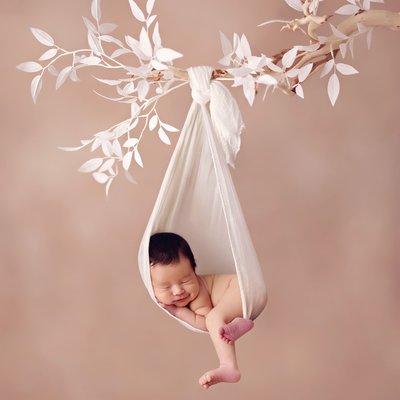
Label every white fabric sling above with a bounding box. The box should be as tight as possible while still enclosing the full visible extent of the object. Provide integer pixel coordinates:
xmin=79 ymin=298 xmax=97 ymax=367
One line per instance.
xmin=138 ymin=66 xmax=267 ymax=333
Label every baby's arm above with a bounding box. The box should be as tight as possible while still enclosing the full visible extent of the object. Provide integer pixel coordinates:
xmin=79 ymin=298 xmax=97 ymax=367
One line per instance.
xmin=160 ymin=303 xmax=207 ymax=331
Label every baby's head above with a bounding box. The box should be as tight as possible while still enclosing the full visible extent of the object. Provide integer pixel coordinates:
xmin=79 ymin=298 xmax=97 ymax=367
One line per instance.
xmin=149 ymin=232 xmax=199 ymax=307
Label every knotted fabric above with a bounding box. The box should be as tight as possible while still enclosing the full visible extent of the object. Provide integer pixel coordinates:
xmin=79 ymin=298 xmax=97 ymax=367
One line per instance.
xmin=188 ymin=66 xmax=244 ymax=167
xmin=138 ymin=66 xmax=267 ymax=333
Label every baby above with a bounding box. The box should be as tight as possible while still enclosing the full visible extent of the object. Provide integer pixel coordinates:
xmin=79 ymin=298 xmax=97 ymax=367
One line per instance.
xmin=149 ymin=232 xmax=259 ymax=389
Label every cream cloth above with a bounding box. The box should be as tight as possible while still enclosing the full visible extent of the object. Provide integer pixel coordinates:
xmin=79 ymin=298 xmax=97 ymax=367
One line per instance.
xmin=138 ymin=66 xmax=267 ymax=333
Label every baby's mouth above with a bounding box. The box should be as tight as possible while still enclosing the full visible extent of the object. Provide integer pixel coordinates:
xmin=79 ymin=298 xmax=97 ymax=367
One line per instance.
xmin=175 ymin=294 xmax=189 ymax=302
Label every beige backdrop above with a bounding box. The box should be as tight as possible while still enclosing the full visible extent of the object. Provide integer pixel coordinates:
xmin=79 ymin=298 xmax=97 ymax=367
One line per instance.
xmin=1 ymin=1 xmax=399 ymax=399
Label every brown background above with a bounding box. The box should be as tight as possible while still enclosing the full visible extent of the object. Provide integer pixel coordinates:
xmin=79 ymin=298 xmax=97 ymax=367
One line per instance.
xmin=1 ymin=1 xmax=399 ymax=399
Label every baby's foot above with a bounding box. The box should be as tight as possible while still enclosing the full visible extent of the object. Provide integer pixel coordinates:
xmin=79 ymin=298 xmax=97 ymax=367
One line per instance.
xmin=219 ymin=318 xmax=254 ymax=344
xmin=199 ymin=365 xmax=241 ymax=389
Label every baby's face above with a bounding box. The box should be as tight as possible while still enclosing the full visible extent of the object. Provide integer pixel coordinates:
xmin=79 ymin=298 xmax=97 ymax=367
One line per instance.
xmin=150 ymin=255 xmax=200 ymax=307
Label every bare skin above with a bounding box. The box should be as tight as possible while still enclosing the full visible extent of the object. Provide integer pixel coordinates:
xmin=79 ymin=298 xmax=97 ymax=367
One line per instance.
xmin=150 ymin=255 xmax=254 ymax=389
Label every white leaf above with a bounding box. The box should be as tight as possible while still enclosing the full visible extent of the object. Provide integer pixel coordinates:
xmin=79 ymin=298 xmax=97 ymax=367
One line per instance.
xmin=101 ymin=141 xmax=113 ymax=157
xmin=94 ymin=77 xmax=122 ymax=86
xmin=158 ymin=127 xmax=171 ymax=145
xmin=298 ymin=63 xmax=313 ymax=82
xmin=257 ymin=74 xmax=277 ymax=85
xmin=295 ymin=84 xmax=304 ymax=98
xmin=48 ymin=65 xmax=58 ymax=76
xmin=339 ymin=42 xmax=348 ymax=59
xmin=146 ymin=0 xmax=156 ymax=14
xmin=242 ymin=77 xmax=255 ymax=106
xmin=137 ymin=79 xmax=149 ymax=101
xmin=92 ymin=172 xmax=109 ymax=184
xmin=88 ymin=31 xmax=102 ymax=53
xmin=112 ymin=140 xmax=123 ymax=158
xmin=30 ymin=27 xmax=55 ymax=46
xmin=82 ymin=16 xmax=97 ymax=33
xmin=320 ymin=59 xmax=334 ymax=78
xmin=56 ymin=66 xmax=72 ymax=90
xmin=336 ymin=63 xmax=359 ymax=75
xmin=131 ymin=103 xmax=140 ymax=118
xmin=330 ymin=24 xmax=349 ymax=40
xmin=139 ymin=27 xmax=153 ymax=58
xmin=134 ymin=148 xmax=143 ymax=168
xmin=218 ymin=55 xmax=232 ymax=67
xmin=156 ymin=48 xmax=183 ymax=62
xmin=227 ymin=67 xmax=252 ymax=77
xmin=146 ymin=15 xmax=157 ymax=28
xmin=151 ymin=59 xmax=168 ymax=70
xmin=219 ymin=31 xmax=232 ymax=57
xmin=284 ymin=0 xmax=303 ymax=12
xmin=282 ymin=47 xmax=298 ymax=69
xmin=335 ymin=5 xmax=360 ymax=15
xmin=80 ymin=56 xmax=102 ymax=65
xmin=99 ymin=158 xmax=115 ymax=172
xmin=17 ymin=61 xmax=42 ymax=73
xmin=366 ymin=28 xmax=373 ymax=50
xmin=99 ymin=23 xmax=117 ymax=34
xmin=126 ymin=35 xmax=147 ymax=60
xmin=160 ymin=122 xmax=179 ymax=132
xmin=129 ymin=0 xmax=146 ymax=22
xmin=123 ymin=138 xmax=139 ymax=148
xmin=240 ymin=34 xmax=252 ymax=59
xmin=99 ymin=35 xmax=123 ymax=47
xmin=362 ymin=0 xmax=370 ymax=10
xmin=286 ymin=68 xmax=299 ymax=78
xmin=78 ymin=158 xmax=103 ymax=173
xmin=328 ymin=73 xmax=340 ymax=106
xmin=111 ymin=48 xmax=130 ymax=58
xmin=152 ymin=22 xmax=162 ymax=48
xmin=39 ymin=48 xmax=58 ymax=61
xmin=123 ymin=151 xmax=133 ymax=171
xmin=149 ymin=115 xmax=158 ymax=131
xmin=31 ymin=75 xmax=42 ymax=103
xmin=91 ymin=0 xmax=101 ymax=21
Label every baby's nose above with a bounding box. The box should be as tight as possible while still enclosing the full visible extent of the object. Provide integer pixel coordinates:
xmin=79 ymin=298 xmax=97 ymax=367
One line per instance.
xmin=172 ymin=285 xmax=184 ymax=295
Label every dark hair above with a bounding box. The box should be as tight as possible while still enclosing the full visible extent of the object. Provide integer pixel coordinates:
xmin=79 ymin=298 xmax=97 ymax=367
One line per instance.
xmin=149 ymin=232 xmax=196 ymax=269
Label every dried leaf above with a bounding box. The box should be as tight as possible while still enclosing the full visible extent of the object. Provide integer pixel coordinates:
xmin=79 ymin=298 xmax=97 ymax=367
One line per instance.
xmin=151 ymin=59 xmax=168 ymax=70
xmin=158 ymin=127 xmax=171 ymax=145
xmin=282 ymin=47 xmax=298 ymax=69
xmin=56 ymin=66 xmax=73 ymax=90
xmin=134 ymin=148 xmax=143 ymax=168
xmin=139 ymin=28 xmax=152 ymax=58
xmin=78 ymin=158 xmax=103 ymax=173
xmin=91 ymin=0 xmax=101 ymax=21
xmin=39 ymin=48 xmax=58 ymax=61
xmin=320 ymin=59 xmax=334 ymax=78
xmin=30 ymin=27 xmax=55 ymax=46
xmin=92 ymin=172 xmax=109 ymax=184
xmin=160 ymin=122 xmax=179 ymax=132
xmin=111 ymin=48 xmax=130 ymax=58
xmin=99 ymin=23 xmax=117 ymax=34
xmin=123 ymin=138 xmax=139 ymax=148
xmin=94 ymin=77 xmax=122 ymax=86
xmin=219 ymin=31 xmax=232 ymax=57
xmin=129 ymin=0 xmax=146 ymax=22
xmin=31 ymin=75 xmax=42 ymax=103
xmin=336 ymin=63 xmax=359 ymax=75
xmin=156 ymin=47 xmax=183 ymax=62
xmin=101 ymin=141 xmax=113 ymax=157
xmin=339 ymin=42 xmax=348 ymax=59
xmin=80 ymin=56 xmax=102 ymax=65
xmin=328 ymin=73 xmax=340 ymax=106
xmin=17 ymin=61 xmax=42 ymax=73
xmin=298 ymin=63 xmax=313 ymax=82
xmin=240 ymin=34 xmax=252 ymax=59
xmin=149 ymin=115 xmax=158 ymax=131
xmin=137 ymin=79 xmax=149 ymax=101
xmin=257 ymin=74 xmax=277 ymax=85
xmin=152 ymin=22 xmax=162 ymax=48
xmin=99 ymin=35 xmax=123 ymax=47
xmin=82 ymin=16 xmax=97 ymax=33
xmin=146 ymin=15 xmax=157 ymax=28
xmin=88 ymin=31 xmax=102 ymax=53
xmin=242 ymin=77 xmax=255 ymax=106
xmin=48 ymin=65 xmax=58 ymax=76
xmin=146 ymin=0 xmax=156 ymax=14
xmin=335 ymin=5 xmax=359 ymax=15
xmin=99 ymin=158 xmax=115 ymax=172
xmin=284 ymin=0 xmax=303 ymax=12
xmin=112 ymin=139 xmax=123 ymax=158
xmin=295 ymin=84 xmax=304 ymax=98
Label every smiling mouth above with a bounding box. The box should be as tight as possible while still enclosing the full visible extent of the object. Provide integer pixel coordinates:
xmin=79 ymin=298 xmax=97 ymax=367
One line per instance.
xmin=175 ymin=294 xmax=189 ymax=302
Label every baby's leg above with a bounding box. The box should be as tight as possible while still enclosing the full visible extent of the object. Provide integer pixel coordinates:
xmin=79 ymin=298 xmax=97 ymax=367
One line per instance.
xmin=199 ymin=277 xmax=247 ymax=389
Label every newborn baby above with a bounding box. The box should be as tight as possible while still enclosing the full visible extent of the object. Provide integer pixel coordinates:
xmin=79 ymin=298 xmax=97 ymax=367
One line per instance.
xmin=149 ymin=232 xmax=258 ymax=389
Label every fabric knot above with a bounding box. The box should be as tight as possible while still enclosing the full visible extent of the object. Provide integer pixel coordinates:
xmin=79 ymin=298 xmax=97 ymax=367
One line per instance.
xmin=188 ymin=66 xmax=213 ymax=105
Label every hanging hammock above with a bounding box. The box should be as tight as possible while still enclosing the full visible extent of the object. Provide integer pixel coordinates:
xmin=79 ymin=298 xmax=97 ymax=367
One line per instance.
xmin=138 ymin=66 xmax=267 ymax=333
